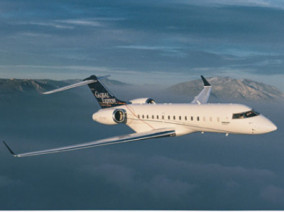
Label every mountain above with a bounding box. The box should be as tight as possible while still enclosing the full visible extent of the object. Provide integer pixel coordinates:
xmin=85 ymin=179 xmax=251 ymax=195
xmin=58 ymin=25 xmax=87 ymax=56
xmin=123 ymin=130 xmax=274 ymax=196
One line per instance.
xmin=168 ymin=77 xmax=284 ymax=102
xmin=0 ymin=78 xmax=128 ymax=96
xmin=0 ymin=79 xmax=67 ymax=96
xmin=1 ymin=77 xmax=283 ymax=103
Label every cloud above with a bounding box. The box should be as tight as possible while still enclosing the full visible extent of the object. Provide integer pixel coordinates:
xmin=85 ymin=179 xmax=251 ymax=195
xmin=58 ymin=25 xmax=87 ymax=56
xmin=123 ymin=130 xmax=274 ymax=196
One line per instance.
xmin=16 ymin=19 xmax=106 ymax=30
xmin=261 ymin=185 xmax=284 ymax=205
xmin=0 ymin=85 xmax=283 ymax=209
xmin=117 ymin=45 xmax=179 ymax=51
xmin=116 ymin=45 xmax=186 ymax=57
xmin=177 ymin=0 xmax=284 ymax=9
xmin=81 ymin=162 xmax=196 ymax=200
xmin=27 ymin=21 xmax=74 ymax=29
xmin=0 ymin=64 xmax=140 ymax=79
xmin=77 ymin=153 xmax=277 ymax=209
xmin=1 ymin=0 xmax=284 ymax=92
xmin=56 ymin=19 xmax=103 ymax=27
xmin=147 ymin=156 xmax=276 ymax=182
xmin=0 ymin=176 xmax=19 ymax=187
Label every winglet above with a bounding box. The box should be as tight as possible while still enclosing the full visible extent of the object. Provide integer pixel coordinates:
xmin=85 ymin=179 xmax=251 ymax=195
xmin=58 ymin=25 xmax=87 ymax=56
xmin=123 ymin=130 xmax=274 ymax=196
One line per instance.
xmin=201 ymin=75 xmax=211 ymax=86
xmin=3 ymin=141 xmax=17 ymax=157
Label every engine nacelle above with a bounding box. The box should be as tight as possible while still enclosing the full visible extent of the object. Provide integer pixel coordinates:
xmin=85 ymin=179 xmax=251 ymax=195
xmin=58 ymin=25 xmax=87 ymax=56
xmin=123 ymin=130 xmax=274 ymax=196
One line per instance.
xmin=112 ymin=109 xmax=127 ymax=123
xmin=129 ymin=98 xmax=156 ymax=104
xmin=92 ymin=108 xmax=127 ymax=125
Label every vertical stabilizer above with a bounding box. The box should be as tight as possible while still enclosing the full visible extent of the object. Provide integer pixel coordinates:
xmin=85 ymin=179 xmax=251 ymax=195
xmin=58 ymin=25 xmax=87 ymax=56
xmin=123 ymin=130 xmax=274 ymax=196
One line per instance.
xmin=84 ymin=75 xmax=127 ymax=108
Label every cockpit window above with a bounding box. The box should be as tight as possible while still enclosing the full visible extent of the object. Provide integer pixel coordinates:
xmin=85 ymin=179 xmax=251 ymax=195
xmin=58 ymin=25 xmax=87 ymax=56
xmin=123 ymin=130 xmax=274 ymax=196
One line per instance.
xmin=232 ymin=110 xmax=259 ymax=119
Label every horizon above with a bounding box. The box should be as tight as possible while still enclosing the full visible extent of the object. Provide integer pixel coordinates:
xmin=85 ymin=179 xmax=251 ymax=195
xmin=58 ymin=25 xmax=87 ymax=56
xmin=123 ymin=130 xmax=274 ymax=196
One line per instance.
xmin=0 ymin=75 xmax=283 ymax=92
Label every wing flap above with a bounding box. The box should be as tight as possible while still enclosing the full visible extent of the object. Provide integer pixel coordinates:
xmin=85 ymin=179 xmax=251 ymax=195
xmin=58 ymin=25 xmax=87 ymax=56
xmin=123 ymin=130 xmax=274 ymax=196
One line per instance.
xmin=3 ymin=129 xmax=175 ymax=158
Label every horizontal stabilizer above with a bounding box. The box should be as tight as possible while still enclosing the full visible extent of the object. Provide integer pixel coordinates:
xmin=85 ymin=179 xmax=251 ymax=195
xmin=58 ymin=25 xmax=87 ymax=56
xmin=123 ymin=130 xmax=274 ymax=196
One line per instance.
xmin=3 ymin=129 xmax=175 ymax=157
xmin=43 ymin=75 xmax=111 ymax=95
xmin=43 ymin=80 xmax=95 ymax=94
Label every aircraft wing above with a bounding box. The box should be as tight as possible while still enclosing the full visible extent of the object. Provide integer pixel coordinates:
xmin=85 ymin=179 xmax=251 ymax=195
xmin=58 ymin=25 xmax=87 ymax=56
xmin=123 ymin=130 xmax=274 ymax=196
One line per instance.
xmin=3 ymin=128 xmax=175 ymax=158
xmin=191 ymin=75 xmax=212 ymax=104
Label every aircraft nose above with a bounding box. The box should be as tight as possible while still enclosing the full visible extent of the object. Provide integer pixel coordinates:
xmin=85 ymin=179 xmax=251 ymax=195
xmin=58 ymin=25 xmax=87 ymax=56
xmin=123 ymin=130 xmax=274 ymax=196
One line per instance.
xmin=263 ymin=118 xmax=277 ymax=133
xmin=252 ymin=115 xmax=277 ymax=134
xmin=269 ymin=122 xmax=277 ymax=132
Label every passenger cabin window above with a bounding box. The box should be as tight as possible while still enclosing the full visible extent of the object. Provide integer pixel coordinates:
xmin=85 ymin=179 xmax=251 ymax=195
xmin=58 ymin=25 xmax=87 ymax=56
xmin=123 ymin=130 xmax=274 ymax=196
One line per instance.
xmin=142 ymin=115 xmax=144 ymax=119
xmin=157 ymin=115 xmax=159 ymax=119
xmin=162 ymin=115 xmax=164 ymax=120
xmin=232 ymin=110 xmax=259 ymax=119
xmin=185 ymin=116 xmax=187 ymax=121
xmin=179 ymin=116 xmax=181 ymax=120
xmin=138 ymin=115 xmax=140 ymax=119
xmin=173 ymin=116 xmax=176 ymax=120
xmin=191 ymin=116 xmax=193 ymax=121
xmin=168 ymin=115 xmax=170 ymax=120
xmin=197 ymin=116 xmax=200 ymax=121
xmin=147 ymin=115 xmax=149 ymax=119
xmin=152 ymin=115 xmax=154 ymax=119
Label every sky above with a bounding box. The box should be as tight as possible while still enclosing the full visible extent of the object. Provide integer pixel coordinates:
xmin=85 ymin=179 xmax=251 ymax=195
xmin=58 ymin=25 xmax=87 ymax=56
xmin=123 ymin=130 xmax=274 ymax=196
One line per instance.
xmin=0 ymin=2 xmax=284 ymax=209
xmin=0 ymin=0 xmax=284 ymax=90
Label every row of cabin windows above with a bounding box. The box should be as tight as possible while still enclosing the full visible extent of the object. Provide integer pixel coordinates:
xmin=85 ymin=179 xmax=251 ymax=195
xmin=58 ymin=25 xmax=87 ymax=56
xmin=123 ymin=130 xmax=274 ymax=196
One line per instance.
xmin=137 ymin=114 xmax=220 ymax=122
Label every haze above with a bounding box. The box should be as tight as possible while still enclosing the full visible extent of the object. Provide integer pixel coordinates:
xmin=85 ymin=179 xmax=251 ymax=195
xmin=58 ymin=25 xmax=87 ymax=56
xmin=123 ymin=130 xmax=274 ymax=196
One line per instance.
xmin=0 ymin=0 xmax=284 ymax=210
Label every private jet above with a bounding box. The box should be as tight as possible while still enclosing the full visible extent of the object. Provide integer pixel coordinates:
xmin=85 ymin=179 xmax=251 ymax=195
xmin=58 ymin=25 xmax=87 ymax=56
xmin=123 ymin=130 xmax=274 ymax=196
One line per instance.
xmin=3 ymin=75 xmax=277 ymax=157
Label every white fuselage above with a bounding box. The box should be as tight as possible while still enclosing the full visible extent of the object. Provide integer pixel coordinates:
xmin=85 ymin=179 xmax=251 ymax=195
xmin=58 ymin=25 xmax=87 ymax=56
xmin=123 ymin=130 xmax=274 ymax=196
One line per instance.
xmin=92 ymin=103 xmax=277 ymax=136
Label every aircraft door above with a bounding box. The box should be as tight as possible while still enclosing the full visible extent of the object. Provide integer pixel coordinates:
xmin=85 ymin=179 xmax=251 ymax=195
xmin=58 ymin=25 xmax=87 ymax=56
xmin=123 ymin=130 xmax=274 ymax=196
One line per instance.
xmin=221 ymin=113 xmax=231 ymax=125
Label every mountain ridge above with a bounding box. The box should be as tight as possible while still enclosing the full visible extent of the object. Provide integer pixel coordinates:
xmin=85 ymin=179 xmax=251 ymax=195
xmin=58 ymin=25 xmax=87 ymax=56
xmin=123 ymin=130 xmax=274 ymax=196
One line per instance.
xmin=0 ymin=77 xmax=283 ymax=102
xmin=0 ymin=78 xmax=129 ymax=96
xmin=169 ymin=77 xmax=284 ymax=102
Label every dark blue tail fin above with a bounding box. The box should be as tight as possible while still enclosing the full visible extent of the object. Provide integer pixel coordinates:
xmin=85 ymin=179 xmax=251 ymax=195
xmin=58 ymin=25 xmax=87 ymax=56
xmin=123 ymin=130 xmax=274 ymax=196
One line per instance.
xmin=84 ymin=75 xmax=127 ymax=108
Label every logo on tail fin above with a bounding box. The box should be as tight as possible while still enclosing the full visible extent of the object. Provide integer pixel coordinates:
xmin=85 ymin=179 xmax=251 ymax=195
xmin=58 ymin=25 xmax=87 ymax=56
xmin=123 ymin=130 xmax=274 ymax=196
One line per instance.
xmin=84 ymin=75 xmax=127 ymax=108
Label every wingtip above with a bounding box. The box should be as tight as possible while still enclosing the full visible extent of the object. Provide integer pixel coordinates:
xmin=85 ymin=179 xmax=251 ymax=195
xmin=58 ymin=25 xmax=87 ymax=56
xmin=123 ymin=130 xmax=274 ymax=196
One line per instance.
xmin=3 ymin=141 xmax=17 ymax=157
xmin=201 ymin=75 xmax=211 ymax=86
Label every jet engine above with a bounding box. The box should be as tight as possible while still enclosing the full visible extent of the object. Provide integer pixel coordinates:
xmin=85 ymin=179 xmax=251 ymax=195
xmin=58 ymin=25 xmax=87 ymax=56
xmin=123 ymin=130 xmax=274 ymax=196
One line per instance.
xmin=112 ymin=109 xmax=127 ymax=123
xmin=129 ymin=98 xmax=156 ymax=104
xmin=92 ymin=108 xmax=127 ymax=125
